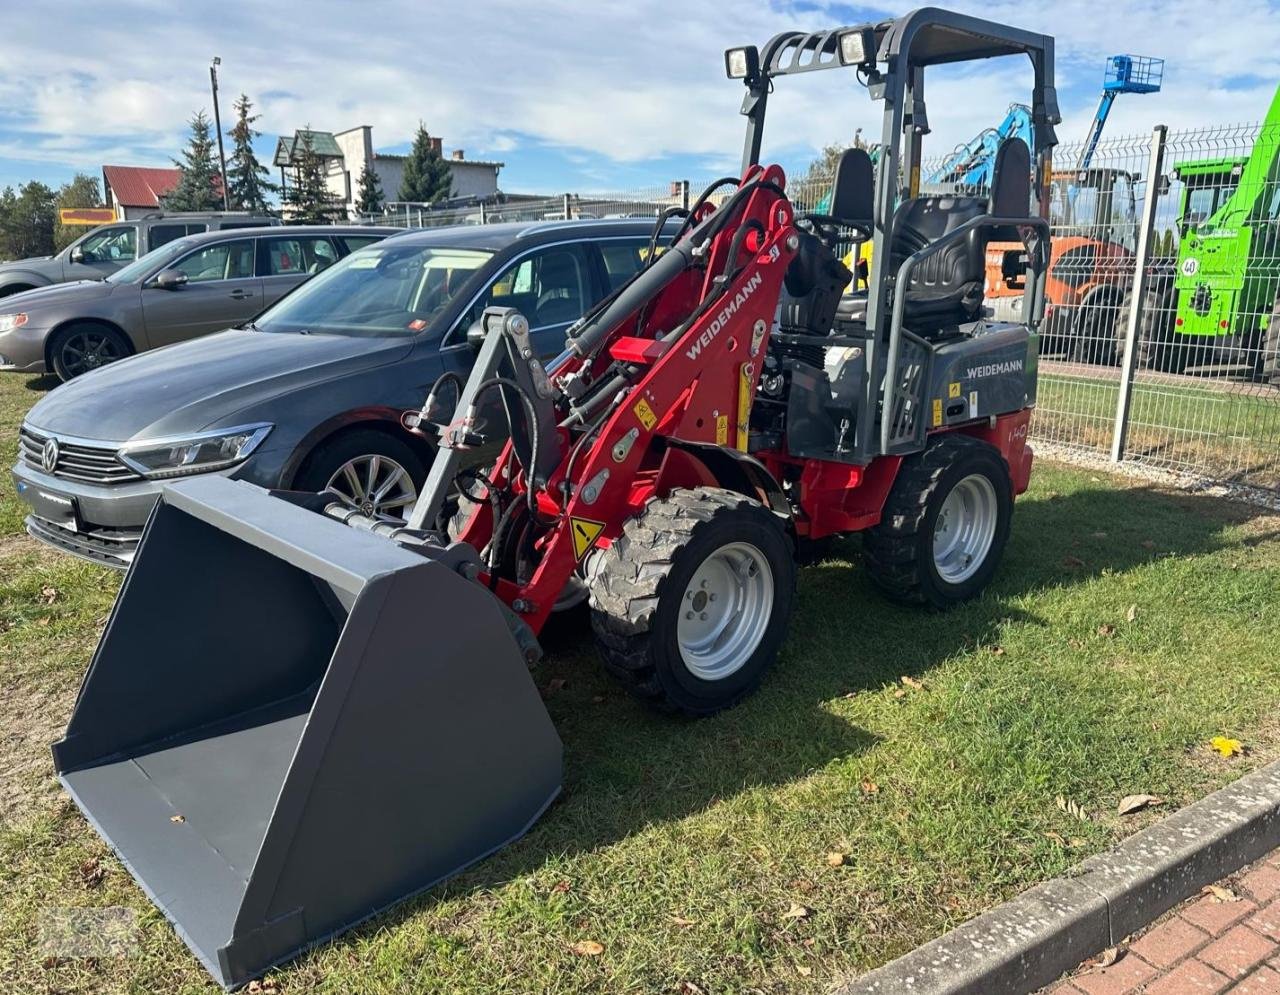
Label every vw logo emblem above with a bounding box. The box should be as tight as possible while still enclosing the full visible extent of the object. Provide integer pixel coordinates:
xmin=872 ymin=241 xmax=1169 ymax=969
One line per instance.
xmin=41 ymin=437 xmax=59 ymax=474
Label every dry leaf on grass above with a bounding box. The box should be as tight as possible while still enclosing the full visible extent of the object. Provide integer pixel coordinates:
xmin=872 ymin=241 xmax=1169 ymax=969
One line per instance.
xmin=37 ymin=617 xmax=51 ymax=627
xmin=991 ymin=646 xmax=1006 ymax=656
xmin=79 ymin=858 xmax=104 ymax=888
xmin=860 ymin=780 xmax=879 ymax=796
xmin=1097 ymin=623 xmax=1116 ymax=637
xmin=1055 ymin=795 xmax=1090 ymax=822
xmin=677 ymin=983 xmax=707 ymax=995
xmin=1126 ymin=604 xmax=1138 ymax=623
xmin=170 ymin=814 xmax=185 ymax=823
xmin=246 ymin=980 xmax=280 ymax=995
xmin=1209 ymin=736 xmax=1244 ymax=758
xmin=550 ymin=880 xmax=571 ymax=894
xmin=1117 ymin=794 xmax=1163 ymax=816
xmin=542 ymin=678 xmax=567 ymax=697
xmin=826 ymin=852 xmax=847 ymax=867
xmin=782 ymin=901 xmax=812 ymax=920
xmin=40 ymin=585 xmax=58 ymax=604
xmin=1092 ymin=946 xmax=1121 ymax=968
xmin=900 ymin=675 xmax=925 ymax=691
xmin=1203 ymin=884 xmax=1240 ymax=903
xmin=795 ymin=965 xmax=813 ymax=977
xmin=669 ymin=915 xmax=696 ymax=928
xmin=1063 ymin=555 xmax=1085 ymax=568
xmin=570 ymin=940 xmax=604 ymax=957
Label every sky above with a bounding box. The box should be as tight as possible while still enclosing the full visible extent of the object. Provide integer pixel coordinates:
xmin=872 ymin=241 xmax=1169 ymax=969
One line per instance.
xmin=0 ymin=0 xmax=1277 ymax=200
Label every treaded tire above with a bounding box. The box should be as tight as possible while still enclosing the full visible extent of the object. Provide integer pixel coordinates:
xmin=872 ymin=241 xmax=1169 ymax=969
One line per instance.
xmin=863 ymin=435 xmax=1013 ymax=609
xmin=589 ymin=487 xmax=796 ymax=716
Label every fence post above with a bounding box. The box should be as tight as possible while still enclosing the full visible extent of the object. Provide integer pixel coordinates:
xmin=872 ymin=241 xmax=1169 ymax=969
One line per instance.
xmin=479 ymin=200 xmax=487 ymax=224
xmin=562 ymin=193 xmax=572 ymax=220
xmin=1110 ymin=124 xmax=1168 ymax=463
xmin=681 ymin=180 xmax=690 ymax=211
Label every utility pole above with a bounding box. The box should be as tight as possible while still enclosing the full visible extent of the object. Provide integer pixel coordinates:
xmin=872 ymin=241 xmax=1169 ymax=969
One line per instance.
xmin=210 ymin=57 xmax=230 ymax=211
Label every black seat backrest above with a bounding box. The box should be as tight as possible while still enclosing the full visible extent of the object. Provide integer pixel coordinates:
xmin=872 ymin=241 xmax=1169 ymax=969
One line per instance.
xmin=887 ymin=194 xmax=987 ymax=295
xmin=827 ymin=148 xmax=874 ymax=229
xmin=989 ymin=137 xmax=1032 ymax=218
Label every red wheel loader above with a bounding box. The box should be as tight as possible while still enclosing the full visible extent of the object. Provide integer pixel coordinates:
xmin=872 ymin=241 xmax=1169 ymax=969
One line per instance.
xmin=53 ymin=9 xmax=1058 ymax=988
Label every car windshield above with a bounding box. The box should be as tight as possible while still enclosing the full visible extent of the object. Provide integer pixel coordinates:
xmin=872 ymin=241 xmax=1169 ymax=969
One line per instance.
xmin=106 ymin=237 xmax=201 ymax=284
xmin=253 ymin=243 xmax=494 ymax=337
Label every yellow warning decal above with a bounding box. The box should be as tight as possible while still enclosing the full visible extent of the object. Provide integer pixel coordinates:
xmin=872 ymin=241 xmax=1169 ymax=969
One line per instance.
xmin=948 ymin=381 xmax=962 ymax=399
xmin=932 ymin=398 xmax=943 ymax=426
xmin=633 ymin=397 xmax=657 ymax=430
xmin=569 ymin=517 xmax=606 ymax=560
xmin=715 ymin=414 xmax=729 ymax=446
xmin=736 ymin=364 xmax=752 ymax=451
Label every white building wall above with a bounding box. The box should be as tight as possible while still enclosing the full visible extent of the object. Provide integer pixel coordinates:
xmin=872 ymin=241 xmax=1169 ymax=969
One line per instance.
xmin=447 ymin=161 xmax=501 ymax=198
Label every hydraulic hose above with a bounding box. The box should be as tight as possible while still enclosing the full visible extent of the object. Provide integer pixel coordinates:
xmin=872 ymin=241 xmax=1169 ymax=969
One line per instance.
xmin=468 ymin=376 xmax=543 ymax=513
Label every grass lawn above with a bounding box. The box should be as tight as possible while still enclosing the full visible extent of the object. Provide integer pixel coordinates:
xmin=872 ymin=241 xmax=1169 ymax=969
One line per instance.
xmin=2 ymin=370 xmax=1280 ymax=995
xmin=1036 ymin=366 xmax=1280 ymax=486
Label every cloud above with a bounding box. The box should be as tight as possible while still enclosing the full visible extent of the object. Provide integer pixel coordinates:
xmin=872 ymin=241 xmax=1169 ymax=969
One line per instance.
xmin=0 ymin=0 xmax=1274 ymax=192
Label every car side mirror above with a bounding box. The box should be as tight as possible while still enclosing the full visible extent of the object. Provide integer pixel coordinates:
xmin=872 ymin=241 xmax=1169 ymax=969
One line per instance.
xmin=153 ymin=268 xmax=189 ymax=290
xmin=69 ymin=247 xmax=86 ymax=263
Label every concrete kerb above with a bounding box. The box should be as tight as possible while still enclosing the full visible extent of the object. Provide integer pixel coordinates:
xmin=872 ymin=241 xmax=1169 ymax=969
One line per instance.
xmin=835 ymin=761 xmax=1280 ymax=995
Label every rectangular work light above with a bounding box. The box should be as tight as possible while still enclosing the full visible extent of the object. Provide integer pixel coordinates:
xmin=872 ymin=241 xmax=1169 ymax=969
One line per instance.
xmin=838 ymin=27 xmax=876 ymax=67
xmin=725 ymin=45 xmax=760 ymax=81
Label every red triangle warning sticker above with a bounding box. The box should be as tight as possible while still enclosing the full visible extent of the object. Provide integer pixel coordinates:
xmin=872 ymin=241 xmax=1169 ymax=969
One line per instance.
xmin=569 ymin=517 xmax=605 ymax=560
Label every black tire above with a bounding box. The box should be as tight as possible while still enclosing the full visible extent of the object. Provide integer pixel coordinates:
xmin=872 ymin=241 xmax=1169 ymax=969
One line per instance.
xmin=1111 ymin=293 xmax=1159 ymax=370
xmin=49 ymin=322 xmax=133 ymax=381
xmin=1068 ymin=301 xmax=1119 ymax=365
xmin=295 ymin=429 xmax=428 ymax=521
xmin=863 ymin=435 xmax=1013 ymax=609
xmin=589 ymin=487 xmax=796 ymax=716
xmin=1262 ymin=296 xmax=1280 ymax=384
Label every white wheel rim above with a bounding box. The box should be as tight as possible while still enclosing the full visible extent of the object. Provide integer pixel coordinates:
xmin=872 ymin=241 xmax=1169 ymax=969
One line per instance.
xmin=676 ymin=541 xmax=773 ymax=682
xmin=932 ymin=473 xmax=998 ymax=585
xmin=325 ymin=454 xmax=418 ymax=520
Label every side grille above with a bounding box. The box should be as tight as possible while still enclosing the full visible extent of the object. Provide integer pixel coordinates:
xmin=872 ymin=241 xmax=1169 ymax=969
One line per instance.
xmin=18 ymin=426 xmax=141 ymax=485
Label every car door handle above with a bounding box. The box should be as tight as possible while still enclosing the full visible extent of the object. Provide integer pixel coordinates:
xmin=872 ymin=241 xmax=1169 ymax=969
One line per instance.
xmin=228 ymin=289 xmax=254 ymax=300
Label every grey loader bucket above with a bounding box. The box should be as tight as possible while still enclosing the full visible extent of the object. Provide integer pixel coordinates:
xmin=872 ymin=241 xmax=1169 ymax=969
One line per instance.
xmin=52 ymin=475 xmax=562 ymax=989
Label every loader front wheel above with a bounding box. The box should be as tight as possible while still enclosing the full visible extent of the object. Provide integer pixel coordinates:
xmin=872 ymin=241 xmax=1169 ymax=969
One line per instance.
xmin=589 ymin=488 xmax=795 ymax=716
xmin=863 ymin=435 xmax=1012 ymax=608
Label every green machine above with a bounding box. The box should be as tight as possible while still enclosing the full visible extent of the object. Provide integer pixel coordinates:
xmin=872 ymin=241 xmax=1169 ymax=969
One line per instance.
xmin=1164 ymin=84 xmax=1280 ymax=376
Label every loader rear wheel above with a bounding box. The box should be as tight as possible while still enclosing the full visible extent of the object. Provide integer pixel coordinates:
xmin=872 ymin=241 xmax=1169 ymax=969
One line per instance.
xmin=863 ymin=435 xmax=1012 ymax=608
xmin=589 ymin=488 xmax=795 ymax=716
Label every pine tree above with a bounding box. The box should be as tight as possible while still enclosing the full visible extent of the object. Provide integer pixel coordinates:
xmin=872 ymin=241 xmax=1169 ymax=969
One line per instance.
xmin=226 ymin=94 xmax=277 ymax=214
xmin=398 ymin=123 xmax=453 ymax=204
xmin=0 ymin=181 xmax=56 ymax=258
xmin=355 ymin=162 xmax=385 ymax=216
xmin=53 ymin=173 xmax=103 ymax=251
xmin=163 ymin=111 xmax=222 ymax=211
xmin=283 ymin=129 xmax=343 ymax=223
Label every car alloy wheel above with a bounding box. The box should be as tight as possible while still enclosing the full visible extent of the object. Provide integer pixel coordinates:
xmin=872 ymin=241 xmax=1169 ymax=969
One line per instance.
xmin=324 ymin=454 xmax=419 ymax=520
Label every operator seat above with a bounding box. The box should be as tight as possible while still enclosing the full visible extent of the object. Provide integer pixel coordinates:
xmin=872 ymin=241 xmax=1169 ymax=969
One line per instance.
xmin=835 ymin=137 xmax=1033 ymax=335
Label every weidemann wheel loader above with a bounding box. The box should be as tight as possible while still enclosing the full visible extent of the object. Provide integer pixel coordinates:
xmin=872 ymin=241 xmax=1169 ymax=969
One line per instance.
xmin=53 ymin=9 xmax=1058 ymax=988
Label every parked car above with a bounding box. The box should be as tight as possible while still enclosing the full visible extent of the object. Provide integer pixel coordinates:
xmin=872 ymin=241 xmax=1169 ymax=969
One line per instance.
xmin=0 ymin=225 xmax=397 ymax=380
xmin=0 ymin=212 xmax=280 ymax=296
xmin=13 ymin=219 xmax=675 ymax=568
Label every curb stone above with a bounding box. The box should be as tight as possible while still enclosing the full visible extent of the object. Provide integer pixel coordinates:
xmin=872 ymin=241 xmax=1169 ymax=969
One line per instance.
xmin=834 ymin=760 xmax=1280 ymax=995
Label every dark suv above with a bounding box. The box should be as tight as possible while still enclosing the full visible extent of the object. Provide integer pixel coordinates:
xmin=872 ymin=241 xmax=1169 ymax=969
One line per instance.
xmin=13 ymin=219 xmax=673 ymax=567
xmin=0 ymin=212 xmax=279 ymax=296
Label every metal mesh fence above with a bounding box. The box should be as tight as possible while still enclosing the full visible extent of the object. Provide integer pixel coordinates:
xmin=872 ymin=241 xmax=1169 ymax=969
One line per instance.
xmin=354 ymin=118 xmax=1280 ymax=494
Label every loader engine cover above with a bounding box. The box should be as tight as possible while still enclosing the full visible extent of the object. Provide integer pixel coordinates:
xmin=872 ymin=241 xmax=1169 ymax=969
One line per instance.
xmin=52 ymin=475 xmax=562 ymax=989
xmin=926 ymin=322 xmax=1039 ymax=428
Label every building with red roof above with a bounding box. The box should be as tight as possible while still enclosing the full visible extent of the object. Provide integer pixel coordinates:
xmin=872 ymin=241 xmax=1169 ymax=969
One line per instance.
xmin=101 ymin=165 xmax=182 ymax=219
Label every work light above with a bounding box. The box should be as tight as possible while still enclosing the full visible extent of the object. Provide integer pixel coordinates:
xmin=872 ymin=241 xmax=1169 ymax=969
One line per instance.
xmin=725 ymin=46 xmax=759 ymax=81
xmin=838 ymin=27 xmax=876 ymax=67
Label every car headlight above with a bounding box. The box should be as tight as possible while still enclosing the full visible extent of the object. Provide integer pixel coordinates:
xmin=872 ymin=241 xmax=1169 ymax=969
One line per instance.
xmin=0 ymin=313 xmax=29 ymax=333
xmin=118 ymin=423 xmax=272 ymax=479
